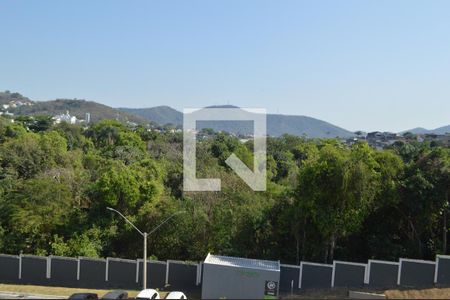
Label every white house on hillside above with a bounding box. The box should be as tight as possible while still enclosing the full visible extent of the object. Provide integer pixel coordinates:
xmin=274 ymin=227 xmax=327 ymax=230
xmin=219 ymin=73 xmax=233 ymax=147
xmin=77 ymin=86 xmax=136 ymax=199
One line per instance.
xmin=54 ymin=111 xmax=77 ymax=124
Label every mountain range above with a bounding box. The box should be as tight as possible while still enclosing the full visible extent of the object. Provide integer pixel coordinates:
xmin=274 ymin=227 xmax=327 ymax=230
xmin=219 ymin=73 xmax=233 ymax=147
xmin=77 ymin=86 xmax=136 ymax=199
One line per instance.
xmin=402 ymin=126 xmax=450 ymax=135
xmin=2 ymin=91 xmax=448 ymax=137
xmin=119 ymin=105 xmax=354 ymax=138
xmin=0 ymin=91 xmax=146 ymax=124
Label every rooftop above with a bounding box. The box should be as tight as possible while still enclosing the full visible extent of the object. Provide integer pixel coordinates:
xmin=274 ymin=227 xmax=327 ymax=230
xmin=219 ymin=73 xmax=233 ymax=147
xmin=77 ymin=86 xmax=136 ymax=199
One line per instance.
xmin=204 ymin=253 xmax=280 ymax=271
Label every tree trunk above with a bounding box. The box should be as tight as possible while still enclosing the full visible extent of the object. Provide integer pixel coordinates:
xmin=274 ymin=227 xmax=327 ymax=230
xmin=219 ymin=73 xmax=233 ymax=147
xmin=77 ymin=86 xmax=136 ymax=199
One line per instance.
xmin=443 ymin=209 xmax=448 ymax=254
xmin=407 ymin=218 xmax=422 ymax=256
xmin=301 ymin=224 xmax=307 ymax=261
xmin=329 ymin=234 xmax=337 ymax=263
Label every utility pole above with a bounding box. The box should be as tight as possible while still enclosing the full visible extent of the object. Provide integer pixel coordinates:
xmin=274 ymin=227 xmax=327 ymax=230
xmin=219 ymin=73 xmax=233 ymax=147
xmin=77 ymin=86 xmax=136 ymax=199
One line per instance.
xmin=107 ymin=207 xmax=185 ymax=290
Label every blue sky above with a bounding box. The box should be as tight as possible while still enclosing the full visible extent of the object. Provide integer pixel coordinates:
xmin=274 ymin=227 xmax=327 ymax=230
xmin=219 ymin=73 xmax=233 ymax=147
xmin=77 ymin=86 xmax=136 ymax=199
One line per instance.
xmin=1 ymin=0 xmax=449 ymax=132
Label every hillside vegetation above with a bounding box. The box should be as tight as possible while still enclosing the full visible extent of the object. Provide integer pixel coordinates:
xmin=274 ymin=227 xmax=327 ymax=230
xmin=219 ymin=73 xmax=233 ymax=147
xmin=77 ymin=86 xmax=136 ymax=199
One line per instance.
xmin=0 ymin=91 xmax=32 ymax=105
xmin=3 ymin=91 xmax=354 ymax=138
xmin=14 ymin=99 xmax=147 ymax=124
xmin=119 ymin=106 xmax=182 ymax=127
xmin=120 ymin=105 xmax=354 ymax=138
xmin=0 ymin=116 xmax=449 ymax=264
xmin=405 ymin=125 xmax=450 ymax=135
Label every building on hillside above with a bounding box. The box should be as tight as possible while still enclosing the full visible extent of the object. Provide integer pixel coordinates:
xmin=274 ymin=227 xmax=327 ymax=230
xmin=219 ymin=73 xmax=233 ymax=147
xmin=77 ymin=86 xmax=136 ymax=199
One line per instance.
xmin=366 ymin=131 xmax=402 ymax=149
xmin=54 ymin=111 xmax=77 ymax=124
xmin=422 ymin=133 xmax=450 ymax=146
xmin=0 ymin=111 xmax=14 ymax=117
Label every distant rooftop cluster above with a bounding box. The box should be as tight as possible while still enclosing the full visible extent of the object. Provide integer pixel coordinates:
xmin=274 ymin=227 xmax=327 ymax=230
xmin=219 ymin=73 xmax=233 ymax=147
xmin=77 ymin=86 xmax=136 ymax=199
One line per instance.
xmin=52 ymin=111 xmax=91 ymax=125
xmin=0 ymin=99 xmax=33 ymax=117
xmin=345 ymin=131 xmax=450 ymax=149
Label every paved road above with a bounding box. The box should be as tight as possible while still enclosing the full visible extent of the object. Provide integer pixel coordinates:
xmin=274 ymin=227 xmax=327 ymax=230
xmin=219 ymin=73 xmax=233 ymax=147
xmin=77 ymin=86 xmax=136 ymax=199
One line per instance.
xmin=0 ymin=291 xmax=67 ymax=299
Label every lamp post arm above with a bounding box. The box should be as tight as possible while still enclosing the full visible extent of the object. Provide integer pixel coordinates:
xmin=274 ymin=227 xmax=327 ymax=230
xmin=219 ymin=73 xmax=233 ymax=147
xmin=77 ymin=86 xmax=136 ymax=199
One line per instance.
xmin=148 ymin=211 xmax=186 ymax=236
xmin=106 ymin=208 xmax=185 ymax=290
xmin=106 ymin=207 xmax=144 ymax=237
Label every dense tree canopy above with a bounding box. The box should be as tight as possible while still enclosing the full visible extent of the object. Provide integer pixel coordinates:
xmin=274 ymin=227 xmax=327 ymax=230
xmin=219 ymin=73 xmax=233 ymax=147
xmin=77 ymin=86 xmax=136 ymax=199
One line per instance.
xmin=0 ymin=116 xmax=449 ymax=264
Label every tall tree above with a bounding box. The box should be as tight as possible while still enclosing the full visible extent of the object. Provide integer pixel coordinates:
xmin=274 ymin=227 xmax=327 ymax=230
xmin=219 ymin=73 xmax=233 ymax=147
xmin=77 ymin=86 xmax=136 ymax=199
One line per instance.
xmin=295 ymin=142 xmax=380 ymax=262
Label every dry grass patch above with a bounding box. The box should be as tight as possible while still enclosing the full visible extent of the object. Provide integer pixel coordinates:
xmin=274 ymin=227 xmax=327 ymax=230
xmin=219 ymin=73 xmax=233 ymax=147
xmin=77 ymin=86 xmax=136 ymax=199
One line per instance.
xmin=283 ymin=287 xmax=450 ymax=299
xmin=385 ymin=287 xmax=450 ymax=299
xmin=282 ymin=288 xmax=349 ymax=299
xmin=0 ymin=283 xmax=168 ymax=298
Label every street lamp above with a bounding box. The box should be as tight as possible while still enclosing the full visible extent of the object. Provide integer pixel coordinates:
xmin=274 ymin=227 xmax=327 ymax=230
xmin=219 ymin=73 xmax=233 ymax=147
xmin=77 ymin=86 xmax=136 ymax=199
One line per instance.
xmin=106 ymin=207 xmax=185 ymax=290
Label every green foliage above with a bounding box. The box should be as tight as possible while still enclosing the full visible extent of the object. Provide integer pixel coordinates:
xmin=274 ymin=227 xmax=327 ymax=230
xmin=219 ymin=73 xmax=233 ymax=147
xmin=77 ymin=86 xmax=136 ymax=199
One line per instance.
xmin=15 ymin=115 xmax=54 ymax=132
xmin=0 ymin=115 xmax=449 ymax=265
xmin=293 ymin=142 xmax=380 ymax=262
xmin=51 ymin=228 xmax=103 ymax=257
xmin=0 ymin=132 xmax=69 ymax=179
xmin=11 ymin=98 xmax=145 ymax=124
xmin=89 ymin=159 xmax=162 ymax=213
xmin=1 ymin=176 xmax=72 ymax=253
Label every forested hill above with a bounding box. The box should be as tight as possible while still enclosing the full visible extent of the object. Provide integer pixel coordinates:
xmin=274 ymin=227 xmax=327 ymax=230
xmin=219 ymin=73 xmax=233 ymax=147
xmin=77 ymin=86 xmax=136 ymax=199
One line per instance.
xmin=403 ymin=125 xmax=450 ymax=135
xmin=266 ymin=113 xmax=352 ymax=137
xmin=2 ymin=91 xmax=353 ymax=137
xmin=119 ymin=106 xmax=182 ymax=126
xmin=0 ymin=116 xmax=449 ymax=264
xmin=4 ymin=91 xmax=447 ymax=137
xmin=0 ymin=91 xmax=146 ymax=124
xmin=119 ymin=106 xmax=354 ymax=138
xmin=14 ymin=99 xmax=147 ymax=124
xmin=0 ymin=91 xmax=33 ymax=105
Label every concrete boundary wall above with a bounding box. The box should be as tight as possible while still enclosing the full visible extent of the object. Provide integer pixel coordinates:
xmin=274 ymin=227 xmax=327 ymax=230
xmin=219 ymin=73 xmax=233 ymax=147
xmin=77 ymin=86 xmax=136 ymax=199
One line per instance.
xmin=279 ymin=264 xmax=301 ymax=293
xmin=332 ymin=260 xmax=367 ymax=288
xmin=0 ymin=254 xmax=20 ymax=283
xmin=48 ymin=255 xmax=78 ymax=286
xmin=136 ymin=259 xmax=167 ymax=289
xmin=1 ymin=253 xmax=449 ymax=291
xmin=299 ymin=262 xmax=333 ymax=289
xmin=78 ymin=256 xmax=107 ymax=289
xmin=435 ymin=255 xmax=450 ymax=285
xmin=20 ymin=254 xmax=49 ymax=285
xmin=366 ymin=259 xmax=399 ymax=287
xmin=166 ymin=260 xmax=200 ymax=290
xmin=196 ymin=262 xmax=203 ymax=286
xmin=106 ymin=257 xmax=138 ymax=289
xmin=398 ymin=258 xmax=436 ymax=287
